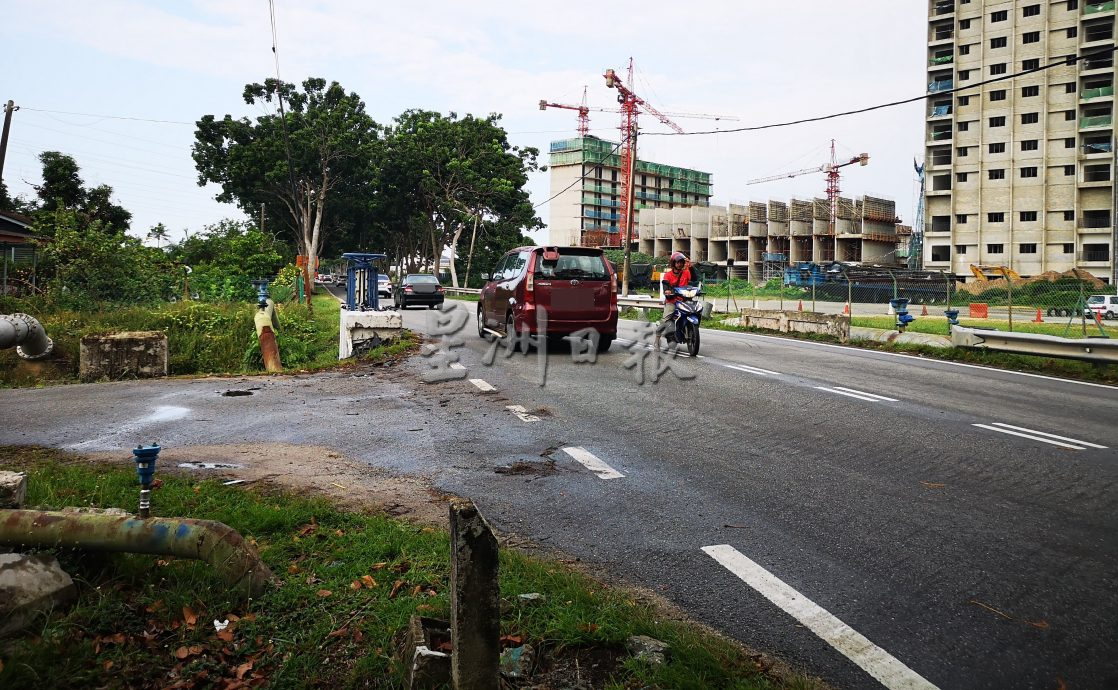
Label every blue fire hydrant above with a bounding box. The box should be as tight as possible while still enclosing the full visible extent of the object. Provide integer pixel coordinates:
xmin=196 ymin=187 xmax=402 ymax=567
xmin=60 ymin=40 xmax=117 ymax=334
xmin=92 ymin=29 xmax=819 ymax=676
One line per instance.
xmin=890 ymin=298 xmax=915 ymax=332
xmin=132 ymin=444 xmax=161 ymax=519
xmin=944 ymin=308 xmax=960 ymax=326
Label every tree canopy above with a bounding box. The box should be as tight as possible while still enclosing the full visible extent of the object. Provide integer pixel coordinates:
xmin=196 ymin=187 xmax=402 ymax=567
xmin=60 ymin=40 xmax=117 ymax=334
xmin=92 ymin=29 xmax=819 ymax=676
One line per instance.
xmin=193 ymin=78 xmax=380 ymax=307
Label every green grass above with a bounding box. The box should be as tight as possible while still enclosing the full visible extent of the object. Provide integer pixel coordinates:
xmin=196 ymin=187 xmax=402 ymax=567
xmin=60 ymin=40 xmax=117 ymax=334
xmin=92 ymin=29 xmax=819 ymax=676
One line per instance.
xmin=851 ymin=315 xmax=1118 ymax=338
xmin=0 ymin=448 xmax=819 ymax=690
xmin=701 ymin=318 xmax=1118 ymax=384
xmin=0 ymin=293 xmax=412 ymax=387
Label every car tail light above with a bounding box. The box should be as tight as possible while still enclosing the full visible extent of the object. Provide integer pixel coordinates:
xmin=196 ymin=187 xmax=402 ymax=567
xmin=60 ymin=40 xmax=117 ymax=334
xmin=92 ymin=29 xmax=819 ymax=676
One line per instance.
xmin=525 ymin=268 xmax=534 ymax=293
xmin=403 ymin=285 xmax=413 ymax=293
xmin=436 ymin=286 xmax=444 ymax=293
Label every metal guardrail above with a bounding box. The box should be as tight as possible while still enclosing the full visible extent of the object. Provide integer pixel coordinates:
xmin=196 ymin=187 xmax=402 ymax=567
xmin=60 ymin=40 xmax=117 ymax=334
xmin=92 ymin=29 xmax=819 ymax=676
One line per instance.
xmin=445 ymin=287 xmax=481 ymax=295
xmin=951 ymin=326 xmax=1118 ymax=364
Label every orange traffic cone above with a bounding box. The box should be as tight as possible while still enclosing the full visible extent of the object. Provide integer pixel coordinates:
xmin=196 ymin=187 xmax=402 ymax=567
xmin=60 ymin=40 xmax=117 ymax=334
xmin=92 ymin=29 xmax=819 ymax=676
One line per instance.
xmin=1033 ymin=308 xmax=1043 ymax=323
xmin=843 ymin=302 xmax=850 ymax=315
xmin=921 ymin=304 xmax=929 ymax=316
xmin=1095 ymin=310 xmax=1103 ymax=324
xmin=798 ymin=299 xmax=804 ymax=311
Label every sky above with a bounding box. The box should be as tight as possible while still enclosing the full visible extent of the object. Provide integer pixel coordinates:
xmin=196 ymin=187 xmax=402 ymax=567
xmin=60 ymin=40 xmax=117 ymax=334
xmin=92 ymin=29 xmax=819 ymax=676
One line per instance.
xmin=1 ymin=1 xmax=928 ymax=247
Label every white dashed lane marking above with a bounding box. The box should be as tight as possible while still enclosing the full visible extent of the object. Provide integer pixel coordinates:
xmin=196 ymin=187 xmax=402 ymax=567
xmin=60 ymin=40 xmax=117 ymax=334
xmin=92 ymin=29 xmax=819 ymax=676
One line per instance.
xmin=506 ymin=405 xmax=540 ymax=422
xmin=815 ymin=386 xmax=898 ymax=403
xmin=972 ymin=422 xmax=1107 ymax=450
xmin=703 ymin=545 xmax=939 ymax=690
xmin=469 ymin=379 xmax=495 ymax=392
xmin=449 ymin=362 xmax=466 ymax=370
xmin=724 ymin=363 xmax=781 ymax=376
xmin=561 ymin=446 xmax=624 ymax=480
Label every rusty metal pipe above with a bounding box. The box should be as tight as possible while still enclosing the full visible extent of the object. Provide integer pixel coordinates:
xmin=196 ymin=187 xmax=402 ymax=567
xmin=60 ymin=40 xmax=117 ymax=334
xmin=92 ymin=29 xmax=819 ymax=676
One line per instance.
xmin=0 ymin=313 xmax=53 ymax=359
xmin=0 ymin=510 xmax=275 ymax=598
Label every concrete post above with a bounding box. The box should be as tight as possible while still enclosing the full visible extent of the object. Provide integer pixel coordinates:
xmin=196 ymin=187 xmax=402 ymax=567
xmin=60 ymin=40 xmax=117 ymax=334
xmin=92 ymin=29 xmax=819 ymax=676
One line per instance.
xmin=449 ymin=499 xmax=499 ymax=690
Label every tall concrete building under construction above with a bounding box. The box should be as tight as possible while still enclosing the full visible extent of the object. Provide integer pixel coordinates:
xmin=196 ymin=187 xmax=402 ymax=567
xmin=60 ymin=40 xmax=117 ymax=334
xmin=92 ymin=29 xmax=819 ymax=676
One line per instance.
xmin=546 ymin=136 xmax=712 ymax=247
xmin=924 ymin=0 xmax=1116 ymax=283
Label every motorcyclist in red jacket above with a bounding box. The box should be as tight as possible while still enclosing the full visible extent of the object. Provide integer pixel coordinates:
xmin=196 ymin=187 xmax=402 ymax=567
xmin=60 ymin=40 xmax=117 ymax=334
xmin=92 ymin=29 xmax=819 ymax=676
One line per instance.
xmin=657 ymin=251 xmax=698 ymax=349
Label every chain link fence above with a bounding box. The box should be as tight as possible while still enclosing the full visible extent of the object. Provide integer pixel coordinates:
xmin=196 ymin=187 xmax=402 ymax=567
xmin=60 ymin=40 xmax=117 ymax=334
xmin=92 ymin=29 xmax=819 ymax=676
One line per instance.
xmin=703 ymin=268 xmax=1118 ymax=339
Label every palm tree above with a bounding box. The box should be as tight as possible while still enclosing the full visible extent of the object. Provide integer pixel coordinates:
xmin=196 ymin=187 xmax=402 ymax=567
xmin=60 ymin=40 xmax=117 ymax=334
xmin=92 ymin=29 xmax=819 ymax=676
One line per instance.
xmin=147 ymin=223 xmax=170 ymax=248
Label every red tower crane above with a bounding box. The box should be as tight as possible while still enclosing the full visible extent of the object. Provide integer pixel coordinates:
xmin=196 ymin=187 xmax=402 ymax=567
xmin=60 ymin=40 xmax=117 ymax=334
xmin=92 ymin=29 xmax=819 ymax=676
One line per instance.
xmin=747 ymin=140 xmax=869 ymax=235
xmin=604 ymin=59 xmax=684 ymax=253
xmin=538 ymin=86 xmax=593 ymax=137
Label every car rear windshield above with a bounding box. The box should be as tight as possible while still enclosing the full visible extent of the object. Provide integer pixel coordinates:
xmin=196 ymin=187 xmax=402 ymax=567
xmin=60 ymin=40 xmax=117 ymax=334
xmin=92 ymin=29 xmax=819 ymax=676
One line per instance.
xmin=535 ymin=251 xmax=610 ymax=281
xmin=406 ymin=275 xmax=440 ymax=284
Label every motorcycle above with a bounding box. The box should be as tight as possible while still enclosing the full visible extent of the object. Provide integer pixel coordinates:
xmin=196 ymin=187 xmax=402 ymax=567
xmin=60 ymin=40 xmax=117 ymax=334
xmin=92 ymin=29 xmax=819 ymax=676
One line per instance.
xmin=664 ymin=284 xmax=703 ymax=357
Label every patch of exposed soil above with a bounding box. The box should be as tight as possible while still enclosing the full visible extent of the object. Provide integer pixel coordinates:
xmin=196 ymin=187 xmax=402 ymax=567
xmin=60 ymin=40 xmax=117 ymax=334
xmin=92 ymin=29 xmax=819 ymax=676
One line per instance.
xmin=87 ymin=442 xmax=452 ymax=525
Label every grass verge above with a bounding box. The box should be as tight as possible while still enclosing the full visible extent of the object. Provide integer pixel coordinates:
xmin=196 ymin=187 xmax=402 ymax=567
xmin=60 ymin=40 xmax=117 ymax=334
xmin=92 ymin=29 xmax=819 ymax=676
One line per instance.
xmin=850 ymin=314 xmax=1118 ymax=338
xmin=0 ymin=293 xmax=413 ymax=387
xmin=699 ymin=318 xmax=1118 ymax=385
xmin=0 ymin=448 xmax=822 ymax=690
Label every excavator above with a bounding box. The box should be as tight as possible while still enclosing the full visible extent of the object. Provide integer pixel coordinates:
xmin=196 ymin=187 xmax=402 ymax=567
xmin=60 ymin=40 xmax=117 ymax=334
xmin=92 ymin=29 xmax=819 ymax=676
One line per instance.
xmin=969 ymin=264 xmax=1021 ymax=281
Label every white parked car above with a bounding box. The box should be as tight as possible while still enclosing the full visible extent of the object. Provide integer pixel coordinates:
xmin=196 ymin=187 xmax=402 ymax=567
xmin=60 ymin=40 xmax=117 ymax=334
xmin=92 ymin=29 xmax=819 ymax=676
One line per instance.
xmin=1086 ymin=294 xmax=1118 ymax=320
xmin=377 ymin=274 xmax=393 ymax=297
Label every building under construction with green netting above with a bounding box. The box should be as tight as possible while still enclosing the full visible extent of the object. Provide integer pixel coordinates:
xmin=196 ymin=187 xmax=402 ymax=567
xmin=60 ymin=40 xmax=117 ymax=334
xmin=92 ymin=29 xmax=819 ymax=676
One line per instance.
xmin=546 ymin=136 xmax=713 ymax=247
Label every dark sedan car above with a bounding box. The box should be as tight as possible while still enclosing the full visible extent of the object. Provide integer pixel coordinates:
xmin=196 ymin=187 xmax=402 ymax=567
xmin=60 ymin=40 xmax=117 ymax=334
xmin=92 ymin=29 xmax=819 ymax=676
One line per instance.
xmin=394 ymin=273 xmax=445 ymax=309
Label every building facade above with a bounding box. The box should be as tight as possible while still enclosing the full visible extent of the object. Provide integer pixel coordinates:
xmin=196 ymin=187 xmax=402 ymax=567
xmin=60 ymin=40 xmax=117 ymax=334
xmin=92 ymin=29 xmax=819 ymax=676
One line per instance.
xmin=546 ymin=136 xmax=713 ymax=247
xmin=924 ymin=0 xmax=1116 ymax=283
xmin=636 ymin=197 xmax=907 ymax=281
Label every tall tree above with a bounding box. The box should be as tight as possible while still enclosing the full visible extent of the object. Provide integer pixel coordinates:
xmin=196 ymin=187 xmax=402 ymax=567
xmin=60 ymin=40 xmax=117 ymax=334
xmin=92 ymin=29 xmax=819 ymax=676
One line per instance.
xmin=193 ymin=78 xmax=379 ymax=308
xmin=147 ymin=222 xmax=170 ymax=248
xmin=35 ymin=151 xmax=85 ymax=209
xmin=381 ymin=111 xmax=542 ymax=285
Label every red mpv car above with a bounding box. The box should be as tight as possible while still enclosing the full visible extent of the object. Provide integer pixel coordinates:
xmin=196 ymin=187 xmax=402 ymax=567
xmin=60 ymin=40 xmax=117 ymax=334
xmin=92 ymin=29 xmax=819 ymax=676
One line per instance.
xmin=477 ymin=246 xmax=619 ymax=352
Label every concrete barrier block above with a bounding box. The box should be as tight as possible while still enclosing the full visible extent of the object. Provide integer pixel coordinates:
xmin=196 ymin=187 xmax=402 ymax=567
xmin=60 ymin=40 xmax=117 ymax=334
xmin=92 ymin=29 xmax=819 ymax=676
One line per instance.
xmin=0 ymin=553 xmax=77 ymax=637
xmin=0 ymin=471 xmax=27 ymax=508
xmin=79 ymin=331 xmax=168 ymax=382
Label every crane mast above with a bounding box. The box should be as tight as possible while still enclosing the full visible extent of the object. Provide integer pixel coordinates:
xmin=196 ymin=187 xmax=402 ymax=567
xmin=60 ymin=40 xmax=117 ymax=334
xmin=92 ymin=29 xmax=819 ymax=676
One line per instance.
xmin=747 ymin=140 xmax=869 ymax=235
xmin=604 ymin=59 xmax=684 ymax=254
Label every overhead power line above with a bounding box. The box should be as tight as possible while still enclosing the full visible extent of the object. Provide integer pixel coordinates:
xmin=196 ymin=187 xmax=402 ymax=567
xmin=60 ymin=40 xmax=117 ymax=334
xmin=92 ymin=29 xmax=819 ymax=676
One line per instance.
xmin=534 ymin=140 xmax=623 ymax=210
xmin=20 ymin=107 xmax=193 ymax=125
xmin=643 ymin=45 xmax=1118 ymax=137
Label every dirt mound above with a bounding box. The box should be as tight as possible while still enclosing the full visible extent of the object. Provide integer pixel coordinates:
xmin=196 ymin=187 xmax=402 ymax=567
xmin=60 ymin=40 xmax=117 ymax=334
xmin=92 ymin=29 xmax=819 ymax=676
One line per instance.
xmin=956 ymin=268 xmax=1106 ymax=295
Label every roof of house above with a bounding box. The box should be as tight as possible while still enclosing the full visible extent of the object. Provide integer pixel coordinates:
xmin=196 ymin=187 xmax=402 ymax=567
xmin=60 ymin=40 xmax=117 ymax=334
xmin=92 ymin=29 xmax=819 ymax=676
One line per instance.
xmin=0 ymin=210 xmax=39 ymax=244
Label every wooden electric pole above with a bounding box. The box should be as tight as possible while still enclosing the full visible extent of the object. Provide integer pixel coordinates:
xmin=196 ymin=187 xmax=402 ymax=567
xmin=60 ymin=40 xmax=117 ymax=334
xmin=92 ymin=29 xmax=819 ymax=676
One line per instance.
xmin=0 ymin=100 xmax=18 ymax=187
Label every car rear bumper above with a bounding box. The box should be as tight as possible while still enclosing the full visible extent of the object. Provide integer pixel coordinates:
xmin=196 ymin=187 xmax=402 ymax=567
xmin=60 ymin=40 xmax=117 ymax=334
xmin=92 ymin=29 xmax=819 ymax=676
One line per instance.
xmin=514 ymin=304 xmax=618 ymax=337
xmin=401 ymin=293 xmax=444 ymax=305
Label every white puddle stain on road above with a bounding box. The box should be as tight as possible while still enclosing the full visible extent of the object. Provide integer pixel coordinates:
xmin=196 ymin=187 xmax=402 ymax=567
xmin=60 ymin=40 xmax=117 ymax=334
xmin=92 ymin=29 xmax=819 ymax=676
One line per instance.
xmin=66 ymin=405 xmax=191 ymax=450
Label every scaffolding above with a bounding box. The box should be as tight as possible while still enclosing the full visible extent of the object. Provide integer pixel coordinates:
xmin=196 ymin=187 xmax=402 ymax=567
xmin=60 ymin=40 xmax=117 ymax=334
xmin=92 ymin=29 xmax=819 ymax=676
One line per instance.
xmin=768 ymin=200 xmax=789 ymax=222
xmin=790 ymin=199 xmax=813 ymax=222
xmin=762 ymin=251 xmax=788 ymax=281
xmin=749 ymin=202 xmax=767 ymax=223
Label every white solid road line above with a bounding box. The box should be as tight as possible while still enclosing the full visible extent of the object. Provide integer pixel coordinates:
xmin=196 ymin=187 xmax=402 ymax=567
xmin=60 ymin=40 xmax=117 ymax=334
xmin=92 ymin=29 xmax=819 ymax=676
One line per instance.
xmin=561 ymin=446 xmax=625 ymax=480
xmin=815 ymin=386 xmax=898 ymax=403
xmin=469 ymin=379 xmax=495 ymax=392
xmin=449 ymin=362 xmax=466 ymax=370
xmin=988 ymin=422 xmax=1107 ymax=449
xmin=725 ymin=363 xmax=781 ymax=376
xmin=506 ymin=405 xmax=540 ymax=423
xmin=972 ymin=423 xmax=1103 ymax=450
xmin=702 ymin=545 xmax=939 ymax=690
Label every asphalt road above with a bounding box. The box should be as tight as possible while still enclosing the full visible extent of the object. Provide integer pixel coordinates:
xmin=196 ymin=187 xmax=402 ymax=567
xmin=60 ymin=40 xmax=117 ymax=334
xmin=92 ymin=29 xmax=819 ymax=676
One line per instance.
xmin=2 ymin=297 xmax=1115 ymax=689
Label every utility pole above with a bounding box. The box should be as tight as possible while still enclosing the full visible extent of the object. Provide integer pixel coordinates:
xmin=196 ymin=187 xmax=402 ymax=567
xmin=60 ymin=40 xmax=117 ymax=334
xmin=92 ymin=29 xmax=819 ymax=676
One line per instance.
xmin=621 ymin=126 xmax=637 ymax=297
xmin=0 ymin=100 xmax=18 ymax=187
xmin=260 ymin=202 xmax=265 ymax=233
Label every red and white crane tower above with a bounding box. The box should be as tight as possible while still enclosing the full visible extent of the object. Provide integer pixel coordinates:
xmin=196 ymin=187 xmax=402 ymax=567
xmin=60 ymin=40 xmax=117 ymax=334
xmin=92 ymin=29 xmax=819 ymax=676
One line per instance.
xmin=747 ymin=140 xmax=869 ymax=235
xmin=604 ymin=60 xmax=684 ymax=252
xmin=538 ymin=86 xmax=594 ymax=137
